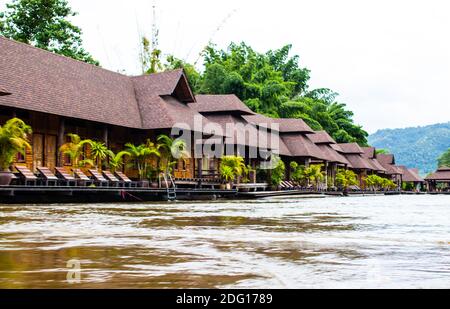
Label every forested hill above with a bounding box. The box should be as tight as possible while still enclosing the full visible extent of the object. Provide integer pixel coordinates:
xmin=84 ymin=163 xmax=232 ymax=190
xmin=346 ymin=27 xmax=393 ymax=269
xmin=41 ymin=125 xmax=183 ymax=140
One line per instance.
xmin=369 ymin=122 xmax=450 ymax=175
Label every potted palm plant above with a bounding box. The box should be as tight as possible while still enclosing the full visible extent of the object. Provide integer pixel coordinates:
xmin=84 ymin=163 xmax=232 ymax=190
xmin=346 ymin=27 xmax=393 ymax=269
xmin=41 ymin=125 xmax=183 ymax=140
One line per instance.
xmin=125 ymin=142 xmax=160 ymax=187
xmin=59 ymin=134 xmax=94 ymax=169
xmin=157 ymin=134 xmax=189 ymax=182
xmin=219 ymin=165 xmax=235 ymax=190
xmin=0 ymin=118 xmax=32 ymax=186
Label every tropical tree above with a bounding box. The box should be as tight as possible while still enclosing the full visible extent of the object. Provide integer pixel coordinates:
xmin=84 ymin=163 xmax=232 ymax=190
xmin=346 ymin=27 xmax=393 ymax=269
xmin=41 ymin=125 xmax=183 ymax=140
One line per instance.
xmin=304 ymin=164 xmax=325 ymax=190
xmin=0 ymin=0 xmax=99 ymax=65
xmin=59 ymin=134 xmax=93 ymax=168
xmin=365 ymin=174 xmax=382 ymax=192
xmin=270 ymin=156 xmax=285 ymax=187
xmin=335 ymin=169 xmax=358 ymax=191
xmin=125 ymin=143 xmax=160 ymax=181
xmin=164 ymin=42 xmax=368 ymax=145
xmin=220 ymin=156 xmax=246 ymax=178
xmin=89 ymin=141 xmax=110 ymax=169
xmin=438 ymin=148 xmax=450 ymax=167
xmin=0 ymin=118 xmax=32 ymax=171
xmin=107 ymin=150 xmax=131 ymax=174
xmin=290 ymin=162 xmax=307 ymax=186
xmin=219 ymin=165 xmax=235 ymax=185
xmin=157 ymin=134 xmax=189 ymax=176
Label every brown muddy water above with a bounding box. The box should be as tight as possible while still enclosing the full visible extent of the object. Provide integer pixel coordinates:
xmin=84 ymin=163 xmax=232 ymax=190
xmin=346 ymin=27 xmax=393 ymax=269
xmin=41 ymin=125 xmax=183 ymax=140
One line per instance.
xmin=0 ymin=195 xmax=449 ymax=289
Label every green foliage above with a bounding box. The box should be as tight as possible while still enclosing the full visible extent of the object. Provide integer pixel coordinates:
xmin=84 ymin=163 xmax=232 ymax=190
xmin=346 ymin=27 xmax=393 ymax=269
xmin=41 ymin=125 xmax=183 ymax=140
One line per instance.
xmin=0 ymin=118 xmax=32 ymax=171
xmin=89 ymin=141 xmax=109 ymax=169
xmin=369 ymin=122 xmax=450 ymax=175
xmin=163 ymin=42 xmax=368 ymax=145
xmin=107 ymin=150 xmax=130 ymax=174
xmin=438 ymin=148 xmax=450 ymax=167
xmin=304 ymin=164 xmax=325 ymax=189
xmin=219 ymin=165 xmax=235 ymax=184
xmin=270 ymin=156 xmax=285 ymax=186
xmin=335 ymin=169 xmax=358 ymax=190
xmin=157 ymin=134 xmax=189 ymax=176
xmin=219 ymin=156 xmax=246 ymax=184
xmin=376 ymin=149 xmax=390 ymax=155
xmin=166 ymin=55 xmax=202 ymax=92
xmin=140 ymin=36 xmax=163 ymax=74
xmin=59 ymin=133 xmax=93 ymax=168
xmin=0 ymin=0 xmax=99 ymax=65
xmin=125 ymin=142 xmax=160 ymax=181
xmin=365 ymin=174 xmax=397 ymax=191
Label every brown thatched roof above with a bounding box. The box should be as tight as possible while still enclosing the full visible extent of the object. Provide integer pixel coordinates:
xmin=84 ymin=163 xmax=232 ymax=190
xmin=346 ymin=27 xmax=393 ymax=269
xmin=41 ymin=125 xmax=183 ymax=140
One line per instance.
xmin=308 ymin=131 xmax=336 ymax=144
xmin=242 ymin=114 xmax=314 ymax=133
xmin=0 ymin=36 xmax=211 ymax=131
xmin=338 ymin=143 xmax=365 ymax=154
xmin=281 ymin=133 xmax=328 ymax=160
xmin=398 ymin=166 xmax=424 ymax=182
xmin=0 ymin=87 xmax=10 ymax=96
xmin=377 ymin=154 xmax=403 ymax=175
xmin=362 ymin=147 xmax=387 ymax=173
xmin=191 ymin=95 xmax=255 ymax=115
xmin=425 ymin=166 xmax=450 ymax=181
xmin=335 ymin=143 xmax=372 ymax=170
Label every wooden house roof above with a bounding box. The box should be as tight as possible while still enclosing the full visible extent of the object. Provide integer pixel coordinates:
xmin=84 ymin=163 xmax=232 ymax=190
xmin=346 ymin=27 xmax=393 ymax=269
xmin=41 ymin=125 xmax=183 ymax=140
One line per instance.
xmin=362 ymin=147 xmax=387 ymax=173
xmin=0 ymin=87 xmax=10 ymax=96
xmin=308 ymin=131 xmax=336 ymax=144
xmin=281 ymin=133 xmax=329 ymax=160
xmin=0 ymin=36 xmax=209 ymax=131
xmin=398 ymin=166 xmax=424 ymax=182
xmin=242 ymin=114 xmax=314 ymax=133
xmin=425 ymin=166 xmax=450 ymax=181
xmin=191 ymin=95 xmax=255 ymax=115
xmin=377 ymin=154 xmax=403 ymax=175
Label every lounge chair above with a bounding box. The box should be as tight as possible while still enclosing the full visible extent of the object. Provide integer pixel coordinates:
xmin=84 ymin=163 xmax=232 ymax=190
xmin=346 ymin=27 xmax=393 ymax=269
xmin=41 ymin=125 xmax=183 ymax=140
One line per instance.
xmin=115 ymin=171 xmax=137 ymax=188
xmin=102 ymin=171 xmax=120 ymax=187
xmin=37 ymin=167 xmax=59 ymax=186
xmin=55 ymin=167 xmax=77 ymax=186
xmin=73 ymin=169 xmax=92 ymax=186
xmin=88 ymin=169 xmax=109 ymax=187
xmin=15 ymin=165 xmax=38 ymax=186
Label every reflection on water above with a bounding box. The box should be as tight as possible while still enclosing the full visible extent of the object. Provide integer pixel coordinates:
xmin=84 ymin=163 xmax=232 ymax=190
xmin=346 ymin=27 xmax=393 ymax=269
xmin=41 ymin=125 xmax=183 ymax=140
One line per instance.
xmin=0 ymin=195 xmax=449 ymax=288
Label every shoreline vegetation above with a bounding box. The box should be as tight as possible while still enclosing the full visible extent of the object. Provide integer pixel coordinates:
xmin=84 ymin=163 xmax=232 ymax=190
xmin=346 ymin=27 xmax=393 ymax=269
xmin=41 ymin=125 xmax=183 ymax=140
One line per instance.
xmin=0 ymin=0 xmax=449 ymax=202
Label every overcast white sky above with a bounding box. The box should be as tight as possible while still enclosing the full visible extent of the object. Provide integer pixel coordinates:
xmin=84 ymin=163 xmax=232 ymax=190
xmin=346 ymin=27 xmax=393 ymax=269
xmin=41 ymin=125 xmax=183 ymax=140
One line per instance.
xmin=1 ymin=0 xmax=449 ymax=133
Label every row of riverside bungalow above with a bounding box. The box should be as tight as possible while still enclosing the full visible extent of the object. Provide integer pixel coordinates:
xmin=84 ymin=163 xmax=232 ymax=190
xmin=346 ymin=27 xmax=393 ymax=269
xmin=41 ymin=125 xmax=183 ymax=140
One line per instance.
xmin=0 ymin=36 xmax=427 ymax=192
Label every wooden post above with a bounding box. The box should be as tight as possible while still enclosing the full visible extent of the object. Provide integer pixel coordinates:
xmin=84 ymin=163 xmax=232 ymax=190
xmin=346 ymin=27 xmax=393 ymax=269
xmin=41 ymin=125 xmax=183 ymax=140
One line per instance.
xmin=103 ymin=125 xmax=109 ymax=148
xmin=57 ymin=118 xmax=65 ymax=167
xmin=197 ymin=158 xmax=203 ymax=188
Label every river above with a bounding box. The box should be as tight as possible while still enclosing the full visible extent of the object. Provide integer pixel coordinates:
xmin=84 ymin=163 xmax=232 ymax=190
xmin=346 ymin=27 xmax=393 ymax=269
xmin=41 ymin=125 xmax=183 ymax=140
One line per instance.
xmin=0 ymin=195 xmax=449 ymax=289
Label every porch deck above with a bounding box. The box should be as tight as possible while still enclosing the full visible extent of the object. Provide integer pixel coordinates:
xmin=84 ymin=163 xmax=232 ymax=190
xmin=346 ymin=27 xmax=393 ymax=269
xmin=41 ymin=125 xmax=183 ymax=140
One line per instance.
xmin=0 ymin=186 xmax=238 ymax=204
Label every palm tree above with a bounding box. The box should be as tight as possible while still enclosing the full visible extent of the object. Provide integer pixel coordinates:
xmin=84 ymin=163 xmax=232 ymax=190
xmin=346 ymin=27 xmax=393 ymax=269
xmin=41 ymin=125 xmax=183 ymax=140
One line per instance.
xmin=220 ymin=156 xmax=247 ymax=179
xmin=107 ymin=150 xmax=131 ymax=174
xmin=305 ymin=164 xmax=325 ymax=190
xmin=59 ymin=134 xmax=93 ymax=168
xmin=0 ymin=118 xmax=32 ymax=171
xmin=157 ymin=134 xmax=189 ymax=176
xmin=125 ymin=143 xmax=160 ymax=181
xmin=335 ymin=169 xmax=358 ymax=192
xmin=90 ymin=141 xmax=110 ymax=170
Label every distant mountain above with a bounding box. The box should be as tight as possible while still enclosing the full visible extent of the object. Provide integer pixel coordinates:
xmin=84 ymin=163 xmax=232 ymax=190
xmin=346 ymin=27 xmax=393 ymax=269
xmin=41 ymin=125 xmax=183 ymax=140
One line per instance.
xmin=369 ymin=122 xmax=450 ymax=176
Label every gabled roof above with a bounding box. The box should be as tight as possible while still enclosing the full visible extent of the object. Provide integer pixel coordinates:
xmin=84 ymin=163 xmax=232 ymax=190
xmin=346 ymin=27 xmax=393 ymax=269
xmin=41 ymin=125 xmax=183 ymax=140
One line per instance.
xmin=337 ymin=143 xmax=365 ymax=154
xmin=398 ymin=166 xmax=424 ymax=182
xmin=377 ymin=154 xmax=403 ymax=175
xmin=281 ymin=133 xmax=328 ymax=160
xmin=191 ymin=95 xmax=255 ymax=115
xmin=362 ymin=147 xmax=387 ymax=173
xmin=425 ymin=166 xmax=450 ymax=181
xmin=315 ymin=144 xmax=351 ymax=165
xmin=308 ymin=131 xmax=336 ymax=144
xmin=0 ymin=36 xmax=201 ymax=131
xmin=242 ymin=114 xmax=314 ymax=133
